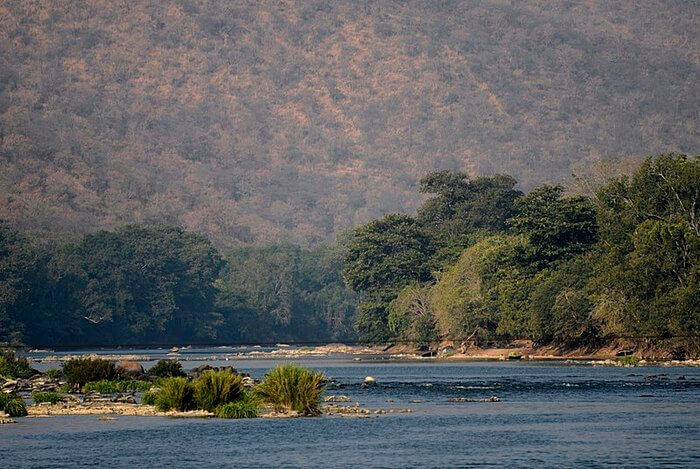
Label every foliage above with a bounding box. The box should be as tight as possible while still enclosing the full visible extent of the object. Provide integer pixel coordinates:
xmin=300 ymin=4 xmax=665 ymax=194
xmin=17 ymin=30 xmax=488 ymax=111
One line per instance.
xmin=62 ymin=358 xmax=116 ymax=388
xmin=44 ymin=369 xmax=61 ymax=379
xmin=193 ymin=370 xmax=245 ymax=411
xmin=216 ymin=244 xmax=358 ymax=342
xmin=141 ymin=391 xmax=157 ymax=406
xmin=388 ymin=285 xmax=438 ymax=345
xmin=82 ymin=380 xmax=152 ymax=394
xmin=0 ymin=393 xmax=28 ymax=417
xmin=0 ymin=349 xmax=36 ymax=378
xmin=509 ymin=185 xmax=598 ymax=265
xmin=343 ymin=214 xmax=434 ymax=339
xmin=153 ymin=377 xmax=196 ymax=412
xmin=430 ymin=236 xmax=516 ymax=342
xmin=619 ymin=356 xmax=640 ymax=366
xmin=418 ymin=172 xmax=522 ymax=268
xmin=32 ymin=392 xmax=65 ymax=404
xmin=148 ymin=360 xmax=185 ymax=378
xmin=254 ymin=364 xmax=325 ymax=416
xmin=214 ymin=394 xmax=259 ymax=419
xmin=72 ymin=225 xmax=223 ymax=343
xmin=591 ymin=154 xmax=699 ymax=342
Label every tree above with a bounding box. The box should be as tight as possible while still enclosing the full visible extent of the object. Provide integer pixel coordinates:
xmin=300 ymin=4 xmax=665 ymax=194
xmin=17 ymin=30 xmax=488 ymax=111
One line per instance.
xmin=509 ymin=185 xmax=597 ymax=264
xmin=388 ymin=285 xmax=438 ymax=345
xmin=417 ymin=171 xmax=522 ymax=268
xmin=0 ymin=221 xmax=35 ymax=344
xmin=591 ymin=154 xmax=699 ymax=352
xmin=343 ymin=214 xmax=434 ymax=293
xmin=343 ymin=214 xmax=434 ymax=339
xmin=73 ymin=225 xmax=223 ymax=344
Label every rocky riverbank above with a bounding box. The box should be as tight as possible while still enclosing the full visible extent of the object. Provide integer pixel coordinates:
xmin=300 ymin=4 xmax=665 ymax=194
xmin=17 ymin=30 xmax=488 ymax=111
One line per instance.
xmin=23 ymin=398 xmax=408 ymax=420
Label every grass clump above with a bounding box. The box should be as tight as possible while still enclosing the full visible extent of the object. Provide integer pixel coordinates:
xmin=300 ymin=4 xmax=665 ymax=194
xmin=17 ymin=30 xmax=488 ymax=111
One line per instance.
xmin=0 ymin=349 xmax=36 ymax=379
xmin=194 ymin=369 xmax=245 ymax=411
xmin=148 ymin=359 xmax=185 ymax=378
xmin=0 ymin=393 xmax=28 ymax=417
xmin=254 ymin=364 xmax=325 ymax=416
xmin=214 ymin=393 xmax=259 ymax=419
xmin=153 ymin=377 xmax=195 ymax=412
xmin=82 ymin=379 xmax=152 ymax=394
xmin=32 ymin=391 xmax=65 ymax=404
xmin=142 ymin=390 xmax=157 ymax=406
xmin=44 ymin=369 xmax=61 ymax=379
xmin=63 ymin=358 xmax=115 ymax=388
xmin=619 ymin=356 xmax=640 ymax=366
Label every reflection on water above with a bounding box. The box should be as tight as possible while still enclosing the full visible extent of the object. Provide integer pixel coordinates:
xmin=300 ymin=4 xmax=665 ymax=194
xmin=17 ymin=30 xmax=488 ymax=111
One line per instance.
xmin=2 ymin=352 xmax=699 ymax=467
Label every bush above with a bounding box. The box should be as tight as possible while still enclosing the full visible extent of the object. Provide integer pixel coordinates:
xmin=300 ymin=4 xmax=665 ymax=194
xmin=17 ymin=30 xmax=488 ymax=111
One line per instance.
xmin=82 ymin=379 xmax=152 ymax=394
xmin=142 ymin=390 xmax=157 ymax=406
xmin=254 ymin=364 xmax=325 ymax=416
xmin=194 ymin=369 xmax=245 ymax=411
xmin=0 ymin=349 xmax=36 ymax=378
xmin=215 ymin=394 xmax=259 ymax=419
xmin=154 ymin=377 xmax=195 ymax=412
xmin=619 ymin=356 xmax=640 ymax=366
xmin=0 ymin=393 xmax=28 ymax=417
xmin=148 ymin=359 xmax=185 ymax=378
xmin=32 ymin=391 xmax=64 ymax=404
xmin=63 ymin=358 xmax=116 ymax=388
xmin=44 ymin=369 xmax=61 ymax=379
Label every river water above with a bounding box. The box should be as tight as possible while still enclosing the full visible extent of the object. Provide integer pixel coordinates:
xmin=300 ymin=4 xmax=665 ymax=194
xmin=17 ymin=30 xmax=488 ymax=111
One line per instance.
xmin=1 ymin=350 xmax=699 ymax=468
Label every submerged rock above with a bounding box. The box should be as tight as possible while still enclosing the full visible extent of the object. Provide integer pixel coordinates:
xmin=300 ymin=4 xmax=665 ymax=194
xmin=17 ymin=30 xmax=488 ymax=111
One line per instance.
xmin=448 ymin=396 xmax=501 ymax=402
xmin=325 ymin=395 xmax=352 ymax=402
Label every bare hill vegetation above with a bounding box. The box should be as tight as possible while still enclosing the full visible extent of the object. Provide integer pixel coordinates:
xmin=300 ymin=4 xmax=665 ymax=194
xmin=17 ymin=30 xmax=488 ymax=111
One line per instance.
xmin=0 ymin=0 xmax=697 ymax=247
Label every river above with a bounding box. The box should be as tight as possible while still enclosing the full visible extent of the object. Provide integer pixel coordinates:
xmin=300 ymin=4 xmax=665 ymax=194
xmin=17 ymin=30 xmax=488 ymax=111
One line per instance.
xmin=1 ymin=349 xmax=699 ymax=467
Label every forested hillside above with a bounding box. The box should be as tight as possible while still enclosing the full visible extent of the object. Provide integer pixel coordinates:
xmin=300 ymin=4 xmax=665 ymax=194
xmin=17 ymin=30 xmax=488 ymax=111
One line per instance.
xmin=1 ymin=1 xmax=697 ymax=247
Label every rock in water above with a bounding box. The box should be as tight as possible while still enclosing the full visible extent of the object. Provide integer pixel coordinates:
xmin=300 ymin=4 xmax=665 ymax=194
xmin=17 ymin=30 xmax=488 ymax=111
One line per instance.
xmin=364 ymin=376 xmax=376 ymax=384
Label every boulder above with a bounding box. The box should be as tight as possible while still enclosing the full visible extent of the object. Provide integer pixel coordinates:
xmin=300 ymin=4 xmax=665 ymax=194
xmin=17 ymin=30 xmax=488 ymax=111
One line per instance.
xmin=116 ymin=360 xmax=144 ymax=376
xmin=363 ymin=376 xmax=376 ymax=384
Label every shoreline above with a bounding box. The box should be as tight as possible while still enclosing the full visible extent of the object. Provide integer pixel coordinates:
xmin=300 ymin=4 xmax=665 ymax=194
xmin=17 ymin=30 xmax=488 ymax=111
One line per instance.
xmin=23 ymin=341 xmax=700 ymax=366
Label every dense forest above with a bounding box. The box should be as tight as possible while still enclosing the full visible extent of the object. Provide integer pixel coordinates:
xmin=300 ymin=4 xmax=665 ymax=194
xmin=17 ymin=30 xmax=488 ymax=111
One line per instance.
xmin=1 ymin=153 xmax=697 ymax=353
xmin=0 ymin=1 xmax=697 ymax=247
xmin=0 ymin=225 xmax=357 ymax=346
xmin=342 ymin=153 xmax=699 ymax=355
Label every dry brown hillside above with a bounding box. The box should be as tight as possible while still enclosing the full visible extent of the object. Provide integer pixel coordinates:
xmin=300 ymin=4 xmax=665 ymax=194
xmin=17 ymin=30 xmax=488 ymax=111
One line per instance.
xmin=0 ymin=0 xmax=697 ymax=247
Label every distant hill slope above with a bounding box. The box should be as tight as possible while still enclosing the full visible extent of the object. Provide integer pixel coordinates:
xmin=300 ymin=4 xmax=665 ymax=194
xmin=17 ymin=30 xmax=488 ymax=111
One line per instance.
xmin=0 ymin=1 xmax=697 ymax=247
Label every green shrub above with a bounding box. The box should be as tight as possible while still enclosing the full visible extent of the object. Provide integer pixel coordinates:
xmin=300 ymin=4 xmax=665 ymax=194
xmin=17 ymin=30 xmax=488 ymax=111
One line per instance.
xmin=0 ymin=349 xmax=36 ymax=379
xmin=194 ymin=370 xmax=245 ymax=411
xmin=619 ymin=356 xmax=640 ymax=366
xmin=82 ymin=379 xmax=151 ymax=394
xmin=142 ymin=390 xmax=157 ymax=406
xmin=254 ymin=364 xmax=325 ymax=416
xmin=154 ymin=377 xmax=195 ymax=412
xmin=32 ymin=391 xmax=64 ymax=404
xmin=58 ymin=384 xmax=72 ymax=393
xmin=215 ymin=394 xmax=259 ymax=419
xmin=63 ymin=358 xmax=116 ymax=388
xmin=0 ymin=393 xmax=28 ymax=417
xmin=44 ymin=369 xmax=61 ymax=379
xmin=149 ymin=359 xmax=185 ymax=378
